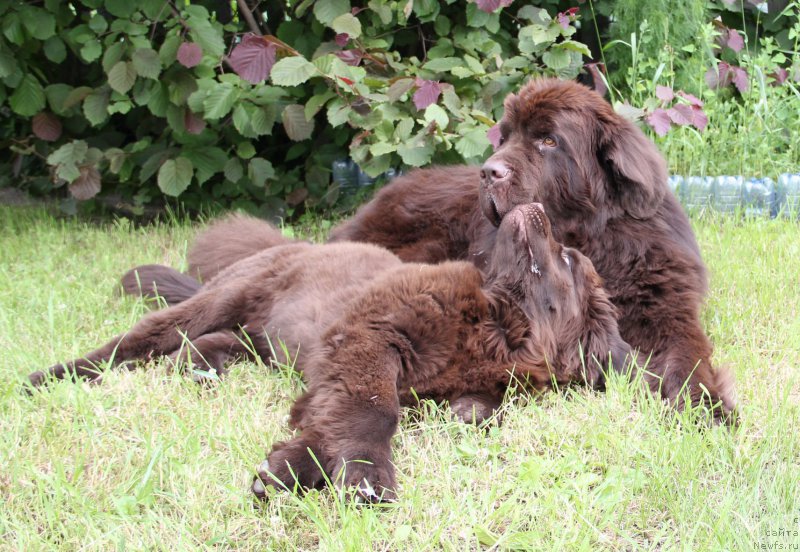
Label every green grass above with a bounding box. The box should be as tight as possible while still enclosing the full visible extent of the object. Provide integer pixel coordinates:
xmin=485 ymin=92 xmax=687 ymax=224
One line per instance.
xmin=1 ymin=206 xmax=799 ymax=551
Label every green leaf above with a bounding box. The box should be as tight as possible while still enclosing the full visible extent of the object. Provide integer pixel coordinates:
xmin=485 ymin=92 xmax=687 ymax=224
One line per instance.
xmin=188 ymin=16 xmax=224 ymax=58
xmin=63 ymin=86 xmax=93 ymax=109
xmin=517 ymin=6 xmax=550 ymax=23
xmin=56 ymin=163 xmax=81 ymax=184
xmin=106 ymin=0 xmax=136 ymax=18
xmin=0 ymin=47 xmax=17 ymax=79
xmin=251 ymin=105 xmax=277 ymax=136
xmin=393 ymin=117 xmax=414 ymax=141
xmin=65 ymin=24 xmax=94 ymax=48
xmin=232 ymin=104 xmax=255 ymax=138
xmin=441 ymin=85 xmax=461 ymax=114
xmin=542 ymin=48 xmax=571 ymax=71
xmin=270 ymin=56 xmax=318 ymax=87
xmin=423 ymin=57 xmax=462 ymax=72
xmin=3 ymin=12 xmax=25 ymax=45
xmin=368 ymin=0 xmax=393 ymax=25
xmin=21 ymin=7 xmax=56 ymax=40
xmin=80 ymin=39 xmax=103 ymax=63
xmin=248 ymin=157 xmax=276 ymax=186
xmin=147 ymin=82 xmax=169 ymax=117
xmin=236 ymin=142 xmax=256 ymax=159
xmin=455 ymin=129 xmax=491 ymax=160
xmin=424 ymin=104 xmax=449 ymax=129
xmin=331 ymin=13 xmax=362 ymax=38
xmin=397 ymin=142 xmax=434 ymax=167
xmin=105 ymin=148 xmax=126 ymax=174
xmin=463 ymin=55 xmax=484 ymax=75
xmin=83 ymin=89 xmax=110 ymax=126
xmin=362 ymin=154 xmax=392 ymax=178
xmin=305 ymin=90 xmax=336 ymax=120
xmin=327 ymin=102 xmax=351 ymax=127
xmin=232 ymin=103 xmax=275 ymax=138
xmin=282 ymin=104 xmax=314 ymax=141
xmin=369 ymin=142 xmax=397 ymax=156
xmin=313 ymin=0 xmax=351 ymax=26
xmin=43 ymin=37 xmax=67 ymax=63
xmin=132 ymin=48 xmax=162 ymax=79
xmin=203 ymin=83 xmax=239 ymax=120
xmin=89 ymin=14 xmax=109 ymax=34
xmin=47 ymin=140 xmax=88 ymax=166
xmin=450 ymin=66 xmax=475 ymax=78
xmin=9 ymin=74 xmax=45 ymax=117
xmin=557 ymin=40 xmax=592 ymax=57
xmin=158 ymin=158 xmax=194 ymax=196
xmin=159 ymin=35 xmax=182 ymax=65
xmin=102 ymin=42 xmax=127 ymax=74
xmin=224 ymin=158 xmax=244 ymax=182
xmin=181 ymin=147 xmax=227 ymax=185
xmin=108 ymin=61 xmax=137 ymax=94
xmin=45 ymin=84 xmax=74 ymax=115
xmin=141 ymin=149 xmax=174 ymax=182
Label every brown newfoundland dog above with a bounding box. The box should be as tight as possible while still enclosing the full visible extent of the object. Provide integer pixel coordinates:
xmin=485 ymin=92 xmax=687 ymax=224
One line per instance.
xmin=329 ymin=78 xmax=736 ymax=423
xmin=29 ymin=204 xmax=630 ymax=502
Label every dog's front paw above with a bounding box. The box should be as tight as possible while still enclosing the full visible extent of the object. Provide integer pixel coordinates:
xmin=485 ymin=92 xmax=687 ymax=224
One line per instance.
xmin=334 ymin=458 xmax=397 ymax=504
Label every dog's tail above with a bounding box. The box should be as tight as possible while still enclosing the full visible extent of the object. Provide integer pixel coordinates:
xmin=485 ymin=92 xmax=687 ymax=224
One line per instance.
xmin=121 ymin=264 xmax=202 ymax=304
xmin=187 ymin=213 xmax=293 ymax=282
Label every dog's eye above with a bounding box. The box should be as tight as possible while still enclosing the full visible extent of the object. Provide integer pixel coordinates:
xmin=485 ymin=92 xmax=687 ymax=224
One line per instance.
xmin=498 ymin=135 xmax=505 ymax=146
xmin=543 ymin=136 xmax=557 ymax=147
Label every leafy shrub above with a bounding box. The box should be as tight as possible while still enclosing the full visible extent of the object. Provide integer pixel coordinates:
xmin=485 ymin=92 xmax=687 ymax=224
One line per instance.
xmin=623 ymin=1 xmax=800 ymax=178
xmin=0 ymin=1 xmax=589 ymax=217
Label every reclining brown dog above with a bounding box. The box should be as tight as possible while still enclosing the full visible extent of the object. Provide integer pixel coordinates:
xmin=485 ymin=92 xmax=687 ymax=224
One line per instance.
xmin=29 ymin=204 xmax=631 ymax=502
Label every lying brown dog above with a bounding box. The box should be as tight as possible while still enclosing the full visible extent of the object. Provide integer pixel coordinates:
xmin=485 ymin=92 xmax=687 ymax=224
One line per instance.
xmin=29 ymin=204 xmax=630 ymax=502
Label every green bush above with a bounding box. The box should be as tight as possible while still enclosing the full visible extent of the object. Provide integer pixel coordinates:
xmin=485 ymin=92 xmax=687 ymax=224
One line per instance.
xmin=0 ymin=1 xmax=589 ymax=217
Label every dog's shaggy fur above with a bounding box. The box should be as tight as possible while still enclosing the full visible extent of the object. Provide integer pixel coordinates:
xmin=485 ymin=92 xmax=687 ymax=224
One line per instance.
xmin=330 ymin=78 xmax=736 ymax=422
xmin=30 ymin=205 xmax=630 ymax=501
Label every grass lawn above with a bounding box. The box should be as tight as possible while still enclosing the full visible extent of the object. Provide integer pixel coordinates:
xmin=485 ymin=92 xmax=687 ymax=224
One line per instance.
xmin=1 ymin=206 xmax=799 ymax=551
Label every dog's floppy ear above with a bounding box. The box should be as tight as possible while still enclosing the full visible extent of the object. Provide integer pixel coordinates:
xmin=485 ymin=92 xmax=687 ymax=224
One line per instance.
xmin=600 ymin=118 xmax=667 ymax=220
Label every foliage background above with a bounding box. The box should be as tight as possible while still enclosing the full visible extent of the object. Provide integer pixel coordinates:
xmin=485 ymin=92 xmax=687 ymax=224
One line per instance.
xmin=1 ymin=0 xmax=800 ymax=218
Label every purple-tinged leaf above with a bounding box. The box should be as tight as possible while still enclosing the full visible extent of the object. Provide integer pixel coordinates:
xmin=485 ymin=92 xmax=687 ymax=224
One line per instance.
xmin=655 ymin=85 xmax=674 ymax=103
xmin=706 ymin=62 xmax=731 ymax=90
xmin=690 ymin=106 xmax=708 ymax=132
xmin=770 ymin=67 xmax=788 ymax=86
xmin=184 ymin=110 xmax=206 ymax=134
xmin=726 ymin=29 xmax=744 ymax=52
xmin=335 ymin=49 xmax=363 ymax=66
xmin=667 ymin=104 xmax=693 ymax=126
xmin=646 ymin=108 xmax=672 ymax=137
xmin=335 ymin=33 xmax=349 ymax=47
xmin=676 ymin=90 xmax=703 ymax=107
xmin=475 ymin=0 xmax=513 ymax=13
xmin=487 ymin=124 xmax=502 ymax=150
xmin=69 ymin=165 xmax=101 ymax=200
xmin=177 ymin=42 xmax=203 ymax=68
xmin=229 ymin=33 xmax=277 ymax=84
xmin=556 ymin=8 xmax=579 ymax=29
xmin=413 ymin=79 xmax=442 ymax=110
xmin=32 ymin=112 xmax=62 ymax=142
xmin=731 ymin=65 xmax=749 ymax=93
